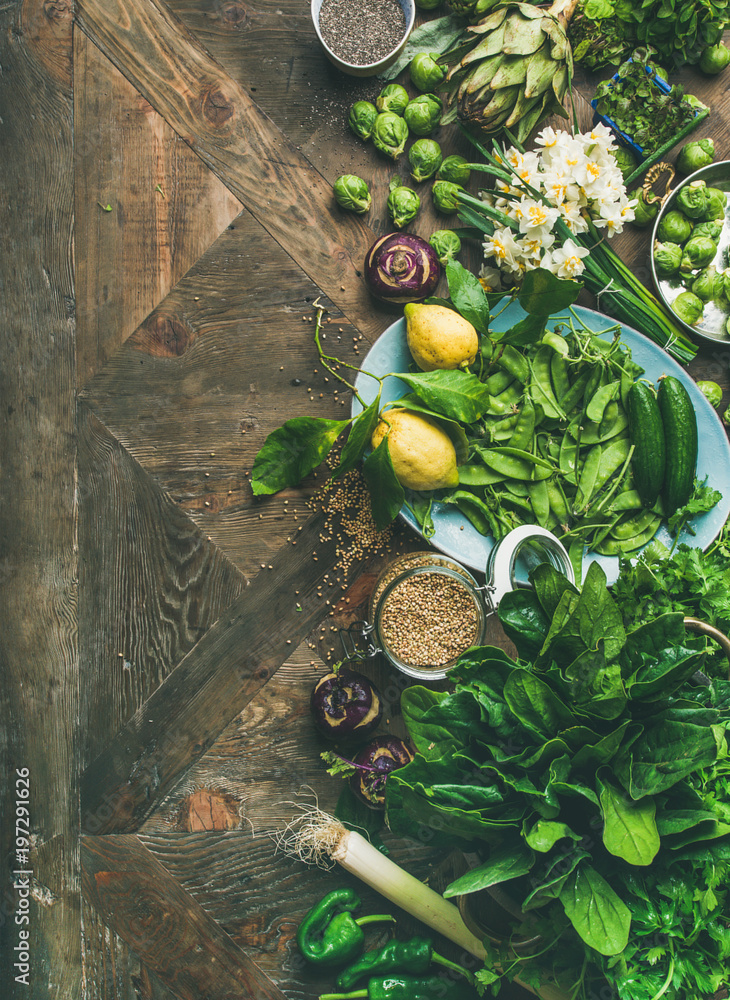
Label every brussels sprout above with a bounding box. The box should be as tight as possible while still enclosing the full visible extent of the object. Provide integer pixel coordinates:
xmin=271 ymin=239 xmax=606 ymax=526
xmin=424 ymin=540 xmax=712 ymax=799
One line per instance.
xmin=671 ymin=290 xmax=704 ymax=325
xmin=692 ymin=220 xmax=723 ymax=241
xmin=376 ymin=84 xmax=410 ymax=116
xmin=632 ymin=190 xmax=660 ymax=229
xmin=432 ymin=179 xmax=463 ymax=215
xmin=348 ymin=101 xmax=378 ymax=142
xmin=676 ymin=138 xmax=715 ymax=175
xmin=437 ymin=154 xmax=471 ymax=186
xmin=429 ymin=229 xmax=461 ymax=265
xmin=712 ymin=269 xmax=730 ymax=308
xmin=680 ymin=235 xmax=717 ymax=272
xmin=333 ymin=174 xmax=371 ymax=214
xmin=372 ymin=112 xmax=409 ymax=160
xmin=700 ymin=42 xmax=730 ymax=75
xmin=410 ymin=52 xmax=445 ymax=92
xmin=657 ymin=210 xmax=692 ymax=244
xmin=612 ymin=146 xmax=639 ymax=181
xmin=408 ymin=138 xmax=443 ymax=183
xmin=653 ymin=240 xmax=683 ymax=277
xmin=692 ymin=266 xmax=717 ymax=302
xmin=403 ymin=93 xmax=443 ymax=136
xmin=697 ymin=380 xmax=723 ymax=408
xmin=387 ymin=185 xmax=421 ymax=229
xmin=702 ymin=187 xmax=728 ymax=222
xmin=676 ymin=180 xmax=711 ymax=220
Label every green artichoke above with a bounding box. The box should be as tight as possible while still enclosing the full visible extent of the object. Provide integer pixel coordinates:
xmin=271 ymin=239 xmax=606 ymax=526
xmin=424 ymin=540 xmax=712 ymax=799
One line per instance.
xmin=438 ymin=1 xmax=574 ymax=144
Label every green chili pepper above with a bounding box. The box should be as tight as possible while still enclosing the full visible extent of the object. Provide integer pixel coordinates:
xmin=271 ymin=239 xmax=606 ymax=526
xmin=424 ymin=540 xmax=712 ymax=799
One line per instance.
xmin=335 ymin=936 xmax=471 ymax=991
xmin=296 ymin=890 xmax=394 ymax=967
xmin=321 ymin=973 xmax=467 ymax=1000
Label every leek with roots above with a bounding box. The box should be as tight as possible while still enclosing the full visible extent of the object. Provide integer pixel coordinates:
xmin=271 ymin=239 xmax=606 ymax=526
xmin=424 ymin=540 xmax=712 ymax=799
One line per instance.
xmin=276 ymin=805 xmax=571 ymax=1000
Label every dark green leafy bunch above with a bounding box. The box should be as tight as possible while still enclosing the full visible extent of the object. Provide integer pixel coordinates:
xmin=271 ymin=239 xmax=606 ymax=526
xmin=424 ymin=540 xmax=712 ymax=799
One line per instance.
xmin=386 ymin=560 xmax=730 ymax=999
xmin=569 ymin=0 xmax=730 ymax=71
xmin=592 ymin=49 xmax=703 ymax=156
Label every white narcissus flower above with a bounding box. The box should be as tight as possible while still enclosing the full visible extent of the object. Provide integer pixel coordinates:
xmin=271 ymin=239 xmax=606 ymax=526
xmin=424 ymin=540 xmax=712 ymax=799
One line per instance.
xmin=478 ymin=265 xmax=503 ymax=292
xmin=512 ymin=196 xmax=560 ymax=235
xmin=482 ymin=226 xmax=523 ymax=268
xmin=544 ymin=239 xmax=591 ymax=279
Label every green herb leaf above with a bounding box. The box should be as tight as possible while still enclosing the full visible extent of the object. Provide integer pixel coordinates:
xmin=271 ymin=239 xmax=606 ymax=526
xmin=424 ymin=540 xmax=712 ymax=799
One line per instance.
xmin=333 ymin=395 xmax=381 ymax=479
xmin=251 ymin=416 xmax=350 ymax=495
xmin=361 ymin=436 xmax=404 ymax=529
xmin=517 ymin=267 xmax=581 ymax=316
xmin=445 ymin=258 xmax=491 ymax=336
xmin=397 ymin=369 xmax=492 ymax=423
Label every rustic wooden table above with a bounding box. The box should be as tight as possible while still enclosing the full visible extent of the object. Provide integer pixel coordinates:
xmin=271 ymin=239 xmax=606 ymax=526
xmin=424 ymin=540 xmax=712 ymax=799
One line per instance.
xmin=2 ymin=2 xmax=729 ymax=998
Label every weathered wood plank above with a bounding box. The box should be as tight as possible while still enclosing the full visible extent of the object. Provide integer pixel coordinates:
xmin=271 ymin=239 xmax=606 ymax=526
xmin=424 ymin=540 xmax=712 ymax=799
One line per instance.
xmin=74 ymin=29 xmax=243 ymax=387
xmin=74 ymin=0 xmax=389 ymax=342
xmin=79 ymin=502 xmax=372 ymax=834
xmin=79 ymin=208 xmax=368 ymax=578
xmin=77 ymin=402 xmax=246 ymax=767
xmin=81 ymin=835 xmax=289 ymax=1000
xmin=0 ymin=1 xmax=79 ymax=996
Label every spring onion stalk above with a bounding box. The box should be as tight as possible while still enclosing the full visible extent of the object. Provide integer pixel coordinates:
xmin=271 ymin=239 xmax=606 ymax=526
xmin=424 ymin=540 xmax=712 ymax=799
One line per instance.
xmin=457 ymin=134 xmax=698 ymax=365
xmin=277 ymin=806 xmax=571 ymax=1000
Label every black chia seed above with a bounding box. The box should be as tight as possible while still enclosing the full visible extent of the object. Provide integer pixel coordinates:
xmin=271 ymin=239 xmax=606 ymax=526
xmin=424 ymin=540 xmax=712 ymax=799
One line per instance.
xmin=318 ymin=0 xmax=407 ymax=66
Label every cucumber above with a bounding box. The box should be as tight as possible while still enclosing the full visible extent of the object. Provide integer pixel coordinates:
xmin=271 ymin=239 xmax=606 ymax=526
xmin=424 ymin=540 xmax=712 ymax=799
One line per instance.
xmin=626 ymin=380 xmax=666 ymax=507
xmin=657 ymin=375 xmax=698 ymax=516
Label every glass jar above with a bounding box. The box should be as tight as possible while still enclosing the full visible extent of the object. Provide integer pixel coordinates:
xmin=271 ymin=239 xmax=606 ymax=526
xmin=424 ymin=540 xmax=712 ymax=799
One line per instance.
xmin=340 ymin=527 xmax=574 ymax=682
xmin=368 ymin=552 xmax=488 ymax=681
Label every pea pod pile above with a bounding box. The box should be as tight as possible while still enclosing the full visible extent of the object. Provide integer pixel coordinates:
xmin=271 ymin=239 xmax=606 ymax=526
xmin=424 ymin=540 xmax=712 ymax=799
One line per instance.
xmin=435 ymin=317 xmax=700 ymax=559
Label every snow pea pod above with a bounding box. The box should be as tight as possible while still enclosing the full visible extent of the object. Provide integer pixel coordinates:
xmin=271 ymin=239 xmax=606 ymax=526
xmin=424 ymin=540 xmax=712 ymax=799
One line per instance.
xmin=542 ymin=330 xmax=570 ymax=357
xmin=586 ymin=380 xmax=621 ymax=424
xmin=476 ymin=446 xmax=553 ymax=481
xmin=486 ymin=380 xmax=522 ymax=415
xmin=608 ymin=488 xmax=643 ymax=512
xmin=557 ymin=368 xmax=591 ymax=414
xmin=527 ymin=480 xmax=551 ymax=527
xmin=530 ymin=345 xmax=565 ymax=420
xmin=496 ymin=344 xmax=530 ymax=384
xmin=575 ymin=443 xmax=602 ymax=511
xmin=550 ymin=351 xmax=571 ymax=404
xmin=484 ymin=412 xmax=520 ymax=442
xmin=569 ymin=403 xmax=628 ymax=446
xmin=486 ymin=370 xmax=515 ymax=395
xmin=594 ymin=514 xmax=662 ymax=555
xmin=559 ymin=433 xmax=578 ymax=478
xmin=503 ymin=479 xmax=530 ymax=496
xmin=508 ymin=395 xmax=535 ymax=451
xmin=594 ymin=435 xmax=632 ymax=493
xmin=458 ymin=463 xmax=505 ymax=486
xmin=612 ymin=508 xmax=661 ymax=540
xmin=546 ymin=478 xmax=570 ymax=526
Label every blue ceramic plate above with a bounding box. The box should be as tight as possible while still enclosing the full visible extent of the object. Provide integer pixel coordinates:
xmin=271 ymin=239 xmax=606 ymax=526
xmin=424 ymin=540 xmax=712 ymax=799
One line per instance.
xmin=353 ymin=302 xmax=730 ymax=584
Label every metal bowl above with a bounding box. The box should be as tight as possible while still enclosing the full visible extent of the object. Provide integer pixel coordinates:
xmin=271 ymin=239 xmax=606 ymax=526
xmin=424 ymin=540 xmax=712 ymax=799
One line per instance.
xmin=650 ymin=160 xmax=730 ymax=346
xmin=311 ymin=0 xmax=415 ymax=78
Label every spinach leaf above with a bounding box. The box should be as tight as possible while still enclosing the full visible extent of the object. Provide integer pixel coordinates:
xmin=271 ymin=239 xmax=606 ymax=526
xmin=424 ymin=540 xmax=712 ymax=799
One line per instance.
xmin=626 ymin=644 xmax=706 ymax=701
xmin=400 ymin=686 xmax=481 ymax=758
xmin=616 ymin=720 xmax=719 ymax=798
xmin=397 ymin=369 xmax=492 ymax=423
xmin=251 ymin=416 xmax=350 ymax=494
xmin=558 ymin=865 xmax=631 ymax=956
xmin=504 ymin=671 xmax=575 ymax=740
xmin=543 ymin=560 xmax=626 ymax=665
xmin=531 ymin=562 xmax=580 ymax=620
xmin=597 ymin=771 xmax=660 ymax=865
xmin=445 ymin=258 xmax=490 ymax=336
xmin=524 ymin=817 xmax=581 ymax=853
xmin=522 ymin=849 xmax=590 ymax=910
xmin=497 ymin=589 xmax=551 ymax=660
xmin=361 ymin=437 xmax=404 ymax=529
xmin=443 ymin=843 xmax=535 ymax=898
xmin=564 ymin=643 xmax=627 ymax=721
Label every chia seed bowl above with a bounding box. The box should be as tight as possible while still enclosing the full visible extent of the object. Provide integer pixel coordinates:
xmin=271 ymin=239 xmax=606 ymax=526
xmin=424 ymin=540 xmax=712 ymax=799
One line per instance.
xmin=311 ymin=0 xmax=416 ymax=78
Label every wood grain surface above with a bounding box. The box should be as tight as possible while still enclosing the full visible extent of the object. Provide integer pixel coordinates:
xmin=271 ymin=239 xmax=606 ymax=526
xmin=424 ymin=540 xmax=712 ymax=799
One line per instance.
xmin=4 ymin=0 xmax=730 ymax=997
xmin=0 ymin=1 xmax=79 ymax=995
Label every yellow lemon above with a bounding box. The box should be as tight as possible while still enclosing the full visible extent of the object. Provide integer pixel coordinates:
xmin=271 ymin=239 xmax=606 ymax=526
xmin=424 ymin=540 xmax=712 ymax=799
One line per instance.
xmin=371 ymin=409 xmax=459 ymax=491
xmin=404 ymin=302 xmax=478 ymax=372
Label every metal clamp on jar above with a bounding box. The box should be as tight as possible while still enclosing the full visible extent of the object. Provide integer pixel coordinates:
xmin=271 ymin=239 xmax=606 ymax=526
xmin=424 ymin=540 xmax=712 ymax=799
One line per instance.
xmin=340 ymin=526 xmax=574 ymax=682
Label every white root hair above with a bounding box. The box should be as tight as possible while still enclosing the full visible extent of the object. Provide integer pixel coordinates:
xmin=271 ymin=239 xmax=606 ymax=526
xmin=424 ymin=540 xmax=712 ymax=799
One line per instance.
xmin=273 ymin=790 xmax=348 ymax=870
